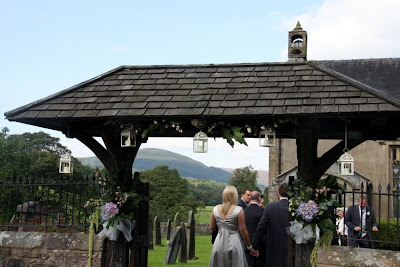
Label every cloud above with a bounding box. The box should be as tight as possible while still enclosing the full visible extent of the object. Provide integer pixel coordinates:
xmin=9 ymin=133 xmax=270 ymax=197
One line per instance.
xmin=284 ymin=0 xmax=400 ymax=60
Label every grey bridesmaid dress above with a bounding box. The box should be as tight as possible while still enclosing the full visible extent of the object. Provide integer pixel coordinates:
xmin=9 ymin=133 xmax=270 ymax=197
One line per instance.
xmin=209 ymin=205 xmax=248 ymax=267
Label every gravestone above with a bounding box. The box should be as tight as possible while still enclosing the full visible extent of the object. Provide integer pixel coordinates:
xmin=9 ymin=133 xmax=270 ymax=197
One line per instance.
xmin=166 ymin=219 xmax=172 ymax=241
xmin=187 ymin=210 xmax=197 ymax=260
xmin=173 ymin=212 xmax=180 ymax=229
xmin=164 ymin=226 xmax=182 ymax=265
xmin=154 ymin=216 xmax=162 ymax=246
xmin=178 ymin=222 xmax=187 ymax=263
xmin=16 ymin=201 xmax=42 ymax=221
xmin=148 ymin=213 xmax=153 ymax=250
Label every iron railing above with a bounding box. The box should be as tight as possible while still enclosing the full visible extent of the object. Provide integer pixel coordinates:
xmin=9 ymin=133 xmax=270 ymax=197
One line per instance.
xmin=336 ymin=182 xmax=400 ymax=248
xmin=0 ymin=176 xmax=97 ymax=233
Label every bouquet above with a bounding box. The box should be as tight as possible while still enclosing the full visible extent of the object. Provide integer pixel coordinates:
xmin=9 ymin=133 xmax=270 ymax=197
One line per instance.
xmin=85 ymin=169 xmax=139 ymax=242
xmin=287 ymin=176 xmax=341 ymax=266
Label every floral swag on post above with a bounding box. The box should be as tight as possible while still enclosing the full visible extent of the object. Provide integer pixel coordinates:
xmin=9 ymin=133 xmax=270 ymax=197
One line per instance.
xmin=287 ymin=176 xmax=341 ymax=267
xmin=85 ymin=169 xmax=140 ymax=267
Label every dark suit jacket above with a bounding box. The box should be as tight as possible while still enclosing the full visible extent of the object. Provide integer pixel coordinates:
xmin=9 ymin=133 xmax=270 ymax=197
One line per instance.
xmin=245 ymin=203 xmax=266 ymax=267
xmin=345 ymin=204 xmax=378 ymax=247
xmin=253 ymin=199 xmax=289 ymax=267
xmin=244 ymin=203 xmax=264 ymax=242
xmin=238 ymin=198 xmax=248 ymax=209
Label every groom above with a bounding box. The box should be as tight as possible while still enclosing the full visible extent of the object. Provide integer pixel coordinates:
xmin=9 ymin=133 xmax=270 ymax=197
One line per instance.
xmin=345 ymin=196 xmax=378 ymax=248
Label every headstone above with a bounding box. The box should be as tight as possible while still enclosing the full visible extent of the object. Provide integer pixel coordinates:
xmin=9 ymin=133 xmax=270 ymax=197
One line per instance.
xmin=164 ymin=226 xmax=182 ymax=265
xmin=178 ymin=222 xmax=187 ymax=263
xmin=187 ymin=210 xmax=197 ymax=260
xmin=166 ymin=219 xmax=172 ymax=241
xmin=173 ymin=212 xmax=180 ymax=229
xmin=154 ymin=216 xmax=162 ymax=246
xmin=148 ymin=213 xmax=153 ymax=250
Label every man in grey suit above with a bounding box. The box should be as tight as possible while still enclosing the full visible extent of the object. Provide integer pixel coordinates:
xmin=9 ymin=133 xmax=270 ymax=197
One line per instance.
xmin=345 ymin=196 xmax=378 ymax=248
xmin=252 ymin=183 xmax=289 ymax=267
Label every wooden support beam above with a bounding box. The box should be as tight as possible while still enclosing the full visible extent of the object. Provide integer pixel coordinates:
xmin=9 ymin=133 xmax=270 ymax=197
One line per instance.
xmin=296 ymin=119 xmax=319 ymax=183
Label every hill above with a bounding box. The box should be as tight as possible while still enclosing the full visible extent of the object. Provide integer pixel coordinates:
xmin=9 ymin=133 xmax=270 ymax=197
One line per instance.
xmin=78 ymin=148 xmax=233 ymax=183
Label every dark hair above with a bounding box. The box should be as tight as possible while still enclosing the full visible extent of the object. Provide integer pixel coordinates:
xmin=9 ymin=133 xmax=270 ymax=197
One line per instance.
xmin=279 ymin=183 xmax=288 ymax=197
xmin=241 ymin=188 xmax=252 ymax=195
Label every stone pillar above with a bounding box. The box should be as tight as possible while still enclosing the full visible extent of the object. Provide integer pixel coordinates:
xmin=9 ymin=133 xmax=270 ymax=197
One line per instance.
xmin=154 ymin=216 xmax=162 ymax=246
xmin=148 ymin=213 xmax=153 ymax=250
xmin=187 ymin=210 xmax=197 ymax=260
xmin=164 ymin=226 xmax=182 ymax=265
xmin=179 ymin=222 xmax=187 ymax=263
xmin=166 ymin=219 xmax=172 ymax=241
xmin=173 ymin=212 xmax=180 ymax=229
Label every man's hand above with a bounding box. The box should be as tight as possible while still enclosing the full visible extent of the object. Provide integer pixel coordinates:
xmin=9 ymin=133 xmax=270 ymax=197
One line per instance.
xmin=251 ymin=249 xmax=259 ymax=257
xmin=354 ymin=226 xmax=361 ymax=231
xmin=372 ymin=226 xmax=378 ymax=232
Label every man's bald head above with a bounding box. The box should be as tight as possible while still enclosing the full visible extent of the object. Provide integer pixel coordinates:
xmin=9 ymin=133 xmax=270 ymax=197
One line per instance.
xmin=250 ymin=191 xmax=261 ymax=203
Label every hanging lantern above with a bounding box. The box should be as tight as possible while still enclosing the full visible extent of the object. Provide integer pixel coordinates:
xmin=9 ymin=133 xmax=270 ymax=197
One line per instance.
xmin=59 ymin=153 xmax=73 ymax=174
xmin=121 ymin=127 xmax=136 ymax=147
xmin=193 ymin=131 xmax=208 ymax=153
xmin=259 ymin=127 xmax=276 ymax=147
xmin=338 ymin=151 xmax=354 ymax=175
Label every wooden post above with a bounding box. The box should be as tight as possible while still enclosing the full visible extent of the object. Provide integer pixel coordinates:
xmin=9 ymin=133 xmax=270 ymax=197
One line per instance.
xmin=131 ymin=181 xmax=149 ymax=267
xmin=296 ymin=119 xmax=319 ymax=183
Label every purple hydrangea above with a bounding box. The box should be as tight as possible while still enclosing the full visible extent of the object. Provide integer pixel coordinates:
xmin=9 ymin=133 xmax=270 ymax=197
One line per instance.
xmin=101 ymin=202 xmax=119 ymax=220
xmin=297 ymin=200 xmax=319 ymax=222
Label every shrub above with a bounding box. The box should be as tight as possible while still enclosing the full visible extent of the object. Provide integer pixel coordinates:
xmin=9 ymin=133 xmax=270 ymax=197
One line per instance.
xmin=373 ymin=218 xmax=400 ymax=251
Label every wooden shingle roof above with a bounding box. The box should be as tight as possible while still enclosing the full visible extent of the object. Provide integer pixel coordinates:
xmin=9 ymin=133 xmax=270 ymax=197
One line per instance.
xmin=5 ymin=59 xmax=400 ymax=136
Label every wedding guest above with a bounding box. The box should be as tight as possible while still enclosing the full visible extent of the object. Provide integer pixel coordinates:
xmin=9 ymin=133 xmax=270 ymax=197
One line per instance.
xmin=336 ymin=207 xmax=348 ymax=246
xmin=252 ymin=183 xmax=289 ymax=267
xmin=345 ymin=196 xmax=378 ymax=248
xmin=238 ymin=188 xmax=252 ymax=209
xmin=244 ymin=191 xmax=266 ymax=267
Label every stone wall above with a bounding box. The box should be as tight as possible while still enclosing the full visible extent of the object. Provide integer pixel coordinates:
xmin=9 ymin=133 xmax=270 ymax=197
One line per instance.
xmin=0 ymin=231 xmax=105 ymax=267
xmin=318 ymin=245 xmax=400 ymax=267
xmin=160 ymin=222 xmax=211 ymax=238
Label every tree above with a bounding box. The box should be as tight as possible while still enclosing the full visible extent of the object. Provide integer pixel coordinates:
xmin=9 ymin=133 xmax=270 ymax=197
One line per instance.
xmin=187 ymin=178 xmax=226 ymax=206
xmin=140 ymin=165 xmax=199 ymax=222
xmin=229 ymin=165 xmax=261 ymax=194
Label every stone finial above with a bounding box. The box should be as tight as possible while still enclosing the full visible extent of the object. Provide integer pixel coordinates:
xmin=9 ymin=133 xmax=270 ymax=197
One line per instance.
xmin=294 ymin=21 xmax=303 ymax=31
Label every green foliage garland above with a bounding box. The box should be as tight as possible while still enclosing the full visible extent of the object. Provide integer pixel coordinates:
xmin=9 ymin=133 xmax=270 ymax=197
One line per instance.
xmin=310 ymin=230 xmax=333 ymax=267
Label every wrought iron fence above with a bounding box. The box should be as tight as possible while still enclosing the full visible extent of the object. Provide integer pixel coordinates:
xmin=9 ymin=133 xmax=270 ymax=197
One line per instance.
xmin=336 ymin=182 xmax=400 ymax=249
xmin=0 ymin=176 xmax=97 ymax=233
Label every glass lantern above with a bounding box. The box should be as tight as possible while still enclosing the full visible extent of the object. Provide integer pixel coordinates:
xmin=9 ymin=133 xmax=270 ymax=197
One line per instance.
xmin=259 ymin=127 xmax=276 ymax=147
xmin=121 ymin=128 xmax=136 ymax=147
xmin=337 ymin=152 xmax=354 ymax=175
xmin=193 ymin=131 xmax=208 ymax=153
xmin=59 ymin=153 xmax=73 ymax=174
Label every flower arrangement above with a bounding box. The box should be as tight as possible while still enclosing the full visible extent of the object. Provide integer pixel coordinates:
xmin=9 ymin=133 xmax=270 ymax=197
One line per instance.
xmin=85 ymin=169 xmax=140 ymax=267
xmin=287 ymin=175 xmax=341 ymax=267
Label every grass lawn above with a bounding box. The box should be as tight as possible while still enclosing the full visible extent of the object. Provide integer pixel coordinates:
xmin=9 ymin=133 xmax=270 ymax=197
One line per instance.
xmin=195 ymin=206 xmax=214 ymax=224
xmin=148 ymin=235 xmax=212 ymax=267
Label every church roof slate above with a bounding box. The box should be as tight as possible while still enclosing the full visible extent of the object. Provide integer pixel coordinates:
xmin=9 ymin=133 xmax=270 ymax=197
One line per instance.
xmin=5 ymin=59 xmax=400 ymax=123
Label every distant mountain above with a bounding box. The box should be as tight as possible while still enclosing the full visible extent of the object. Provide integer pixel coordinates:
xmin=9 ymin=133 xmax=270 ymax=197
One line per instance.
xmin=78 ymin=148 xmax=233 ymax=183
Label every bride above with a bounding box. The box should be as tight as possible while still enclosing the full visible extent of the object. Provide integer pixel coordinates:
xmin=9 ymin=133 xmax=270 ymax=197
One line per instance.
xmin=209 ymin=186 xmax=256 ymax=267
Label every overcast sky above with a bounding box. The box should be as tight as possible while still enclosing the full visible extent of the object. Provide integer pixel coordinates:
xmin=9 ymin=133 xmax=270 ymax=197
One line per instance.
xmin=1 ymin=0 xmax=399 ymax=170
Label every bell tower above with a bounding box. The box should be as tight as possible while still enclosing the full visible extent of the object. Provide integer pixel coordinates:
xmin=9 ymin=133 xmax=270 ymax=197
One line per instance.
xmin=288 ymin=21 xmax=307 ymax=62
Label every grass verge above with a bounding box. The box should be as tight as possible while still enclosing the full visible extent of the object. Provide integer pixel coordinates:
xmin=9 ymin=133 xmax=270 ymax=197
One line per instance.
xmin=148 ymin=235 xmax=212 ymax=267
